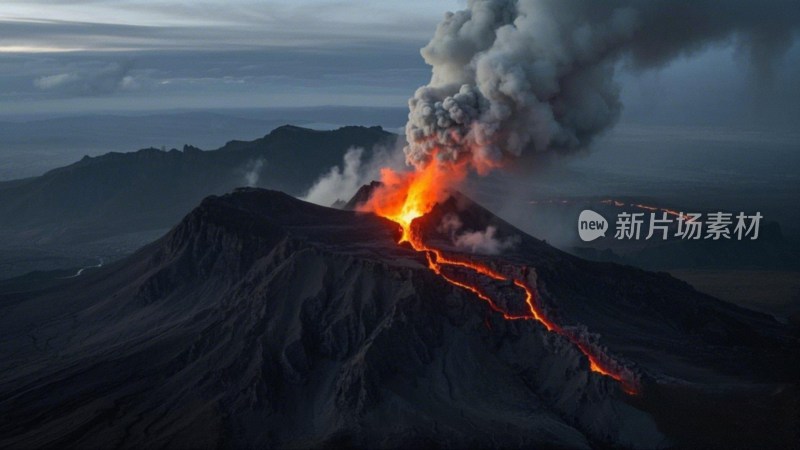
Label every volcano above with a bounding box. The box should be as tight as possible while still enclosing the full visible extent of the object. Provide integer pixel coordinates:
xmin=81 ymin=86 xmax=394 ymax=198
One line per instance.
xmin=0 ymin=188 xmax=797 ymax=449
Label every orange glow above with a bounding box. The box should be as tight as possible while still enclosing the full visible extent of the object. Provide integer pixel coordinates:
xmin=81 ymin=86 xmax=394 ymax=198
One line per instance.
xmin=632 ymin=203 xmax=682 ymax=218
xmin=360 ymin=156 xmax=468 ymax=242
xmin=360 ymin=157 xmax=638 ymax=395
xmin=601 ymin=198 xmax=683 ymax=219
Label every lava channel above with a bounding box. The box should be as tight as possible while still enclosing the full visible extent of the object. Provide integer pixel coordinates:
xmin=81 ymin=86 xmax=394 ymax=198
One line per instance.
xmin=403 ymin=222 xmax=639 ymax=395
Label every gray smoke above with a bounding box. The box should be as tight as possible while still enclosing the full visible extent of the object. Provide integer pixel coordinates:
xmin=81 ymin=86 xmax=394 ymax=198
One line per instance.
xmin=405 ymin=0 xmax=800 ymax=169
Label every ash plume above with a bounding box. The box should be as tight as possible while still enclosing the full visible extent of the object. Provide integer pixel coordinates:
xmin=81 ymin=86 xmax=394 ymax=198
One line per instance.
xmin=405 ymin=0 xmax=800 ymax=169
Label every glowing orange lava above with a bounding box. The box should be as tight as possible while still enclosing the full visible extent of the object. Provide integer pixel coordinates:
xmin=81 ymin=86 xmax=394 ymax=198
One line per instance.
xmin=600 ymin=199 xmax=683 ymax=218
xmin=360 ymin=158 xmax=638 ymax=395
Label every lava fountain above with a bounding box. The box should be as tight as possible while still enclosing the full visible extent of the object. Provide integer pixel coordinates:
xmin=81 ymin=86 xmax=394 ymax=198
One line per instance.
xmin=358 ymin=155 xmax=639 ymax=395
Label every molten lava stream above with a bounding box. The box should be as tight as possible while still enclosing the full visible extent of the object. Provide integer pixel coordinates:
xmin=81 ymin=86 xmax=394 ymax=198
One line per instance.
xmin=403 ymin=220 xmax=637 ymax=395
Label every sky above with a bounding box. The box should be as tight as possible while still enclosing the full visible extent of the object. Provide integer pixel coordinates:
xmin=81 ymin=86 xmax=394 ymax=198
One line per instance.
xmin=0 ymin=0 xmax=464 ymax=114
xmin=0 ymin=0 xmax=798 ymax=130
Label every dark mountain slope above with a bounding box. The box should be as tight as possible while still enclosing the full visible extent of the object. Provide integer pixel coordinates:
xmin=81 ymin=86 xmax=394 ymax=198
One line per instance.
xmin=414 ymin=194 xmax=797 ymax=382
xmin=0 ymin=189 xmax=796 ymax=448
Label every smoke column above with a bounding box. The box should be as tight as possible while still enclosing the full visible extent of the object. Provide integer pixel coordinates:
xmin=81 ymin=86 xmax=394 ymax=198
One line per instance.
xmin=404 ymin=0 xmax=800 ymax=171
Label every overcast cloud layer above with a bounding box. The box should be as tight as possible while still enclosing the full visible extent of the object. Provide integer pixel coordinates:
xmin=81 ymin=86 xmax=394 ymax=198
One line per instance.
xmin=0 ymin=1 xmax=463 ymax=113
xmin=0 ymin=0 xmax=799 ymax=129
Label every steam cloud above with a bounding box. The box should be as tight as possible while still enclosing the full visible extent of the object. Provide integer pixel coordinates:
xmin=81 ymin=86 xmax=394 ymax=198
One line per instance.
xmin=303 ymin=147 xmax=366 ymax=206
xmin=243 ymin=159 xmax=265 ymax=187
xmin=439 ymin=213 xmax=520 ymax=254
xmin=405 ymin=0 xmax=800 ymax=169
xmin=304 ymin=143 xmax=406 ymax=207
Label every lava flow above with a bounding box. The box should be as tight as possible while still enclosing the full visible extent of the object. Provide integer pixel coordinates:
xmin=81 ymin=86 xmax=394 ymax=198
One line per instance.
xmin=600 ymin=199 xmax=683 ymax=218
xmin=361 ymin=160 xmax=638 ymax=395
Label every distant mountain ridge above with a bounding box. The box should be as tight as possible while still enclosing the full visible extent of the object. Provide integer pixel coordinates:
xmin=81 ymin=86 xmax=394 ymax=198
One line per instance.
xmin=0 ymin=124 xmax=394 ymax=247
xmin=0 ymin=107 xmax=409 ymax=180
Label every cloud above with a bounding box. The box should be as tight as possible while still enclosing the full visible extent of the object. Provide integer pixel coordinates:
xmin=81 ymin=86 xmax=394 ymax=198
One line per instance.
xmin=33 ymin=61 xmax=137 ymax=95
xmin=33 ymin=72 xmax=78 ymax=89
xmin=1 ymin=0 xmax=798 ymax=121
xmin=1 ymin=41 xmax=430 ymax=113
xmin=0 ymin=2 xmax=456 ymax=53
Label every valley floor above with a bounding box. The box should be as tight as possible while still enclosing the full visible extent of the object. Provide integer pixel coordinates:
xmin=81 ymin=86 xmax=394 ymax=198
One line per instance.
xmin=671 ymin=269 xmax=800 ymax=325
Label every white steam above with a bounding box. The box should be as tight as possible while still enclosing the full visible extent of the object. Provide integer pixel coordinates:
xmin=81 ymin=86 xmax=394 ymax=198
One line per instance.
xmin=405 ymin=0 xmax=800 ymax=169
xmin=303 ymin=147 xmax=365 ymax=206
xmin=303 ymin=142 xmax=406 ymax=207
xmin=439 ymin=213 xmax=520 ymax=255
xmin=243 ymin=159 xmax=265 ymax=187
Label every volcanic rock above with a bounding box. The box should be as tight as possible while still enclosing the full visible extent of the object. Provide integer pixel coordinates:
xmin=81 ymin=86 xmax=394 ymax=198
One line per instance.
xmin=0 ymin=188 xmax=796 ymax=449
